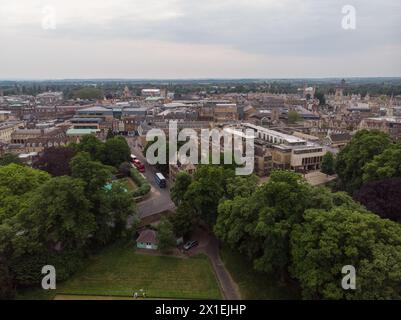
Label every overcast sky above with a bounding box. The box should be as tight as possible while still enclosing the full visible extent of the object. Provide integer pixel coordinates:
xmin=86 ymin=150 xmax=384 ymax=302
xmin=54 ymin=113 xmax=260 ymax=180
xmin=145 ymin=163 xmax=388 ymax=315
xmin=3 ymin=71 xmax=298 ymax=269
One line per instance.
xmin=0 ymin=0 xmax=400 ymax=79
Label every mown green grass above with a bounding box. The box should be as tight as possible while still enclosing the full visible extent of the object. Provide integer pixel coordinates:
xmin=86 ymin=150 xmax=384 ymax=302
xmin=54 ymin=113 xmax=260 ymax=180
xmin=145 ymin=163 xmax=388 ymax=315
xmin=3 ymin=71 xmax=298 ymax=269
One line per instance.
xmin=18 ymin=244 xmax=221 ymax=300
xmin=117 ymin=177 xmax=137 ymax=192
xmin=221 ymin=247 xmax=301 ymax=300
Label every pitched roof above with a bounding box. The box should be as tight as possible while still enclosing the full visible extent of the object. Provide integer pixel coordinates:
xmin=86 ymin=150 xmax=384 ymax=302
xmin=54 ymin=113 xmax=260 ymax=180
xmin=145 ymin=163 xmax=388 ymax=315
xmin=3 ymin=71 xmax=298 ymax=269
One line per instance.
xmin=330 ymin=133 xmax=351 ymax=142
xmin=136 ymin=229 xmax=158 ymax=244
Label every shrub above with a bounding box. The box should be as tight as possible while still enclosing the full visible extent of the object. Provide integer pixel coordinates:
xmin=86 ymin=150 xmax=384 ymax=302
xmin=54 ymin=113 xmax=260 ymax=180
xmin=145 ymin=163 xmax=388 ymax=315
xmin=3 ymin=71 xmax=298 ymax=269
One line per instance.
xmin=130 ymin=168 xmax=151 ymax=197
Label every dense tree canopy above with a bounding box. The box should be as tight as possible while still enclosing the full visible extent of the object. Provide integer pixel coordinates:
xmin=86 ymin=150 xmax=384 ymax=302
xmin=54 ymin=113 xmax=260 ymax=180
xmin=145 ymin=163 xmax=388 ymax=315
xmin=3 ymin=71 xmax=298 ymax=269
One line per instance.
xmin=103 ymin=136 xmax=131 ymax=167
xmin=0 ymin=164 xmax=50 ymax=196
xmin=70 ymin=152 xmax=114 ymax=196
xmin=184 ymin=165 xmax=234 ymax=225
xmin=170 ymin=172 xmax=192 ymax=206
xmin=355 ymin=178 xmax=401 ymax=222
xmin=70 ymin=135 xmax=105 ymax=162
xmin=0 ymin=153 xmax=22 ymax=166
xmin=157 ymin=217 xmax=176 ymax=252
xmin=168 ymin=202 xmax=198 ymax=238
xmin=335 ymin=130 xmax=391 ymax=194
xmin=290 ymin=208 xmax=401 ymax=299
xmin=0 ymin=146 xmax=137 ymax=298
xmin=73 ymin=87 xmax=104 ymax=100
xmin=34 ymin=146 xmax=76 ymax=176
xmin=321 ymin=152 xmax=335 ymax=175
xmin=71 ymin=135 xmax=130 ymax=168
xmin=362 ymin=142 xmax=401 ymax=182
xmin=23 ymin=176 xmax=95 ymax=251
xmin=215 ymin=170 xmax=368 ymax=281
xmin=216 ymin=172 xmax=336 ymax=273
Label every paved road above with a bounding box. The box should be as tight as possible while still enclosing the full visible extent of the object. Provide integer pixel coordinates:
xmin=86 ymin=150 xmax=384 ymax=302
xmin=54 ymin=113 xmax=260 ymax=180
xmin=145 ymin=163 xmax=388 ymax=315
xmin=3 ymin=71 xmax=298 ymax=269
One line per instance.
xmin=188 ymin=228 xmax=241 ymax=300
xmin=126 ymin=137 xmax=175 ymax=219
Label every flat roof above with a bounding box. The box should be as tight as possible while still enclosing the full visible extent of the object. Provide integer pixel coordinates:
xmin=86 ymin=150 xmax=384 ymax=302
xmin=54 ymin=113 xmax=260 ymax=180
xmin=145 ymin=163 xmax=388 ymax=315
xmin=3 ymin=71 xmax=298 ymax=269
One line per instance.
xmin=66 ymin=128 xmax=100 ymax=135
xmin=79 ymin=106 xmax=111 ymax=112
xmin=244 ymin=123 xmax=306 ymax=144
xmin=71 ymin=117 xmax=102 ymax=122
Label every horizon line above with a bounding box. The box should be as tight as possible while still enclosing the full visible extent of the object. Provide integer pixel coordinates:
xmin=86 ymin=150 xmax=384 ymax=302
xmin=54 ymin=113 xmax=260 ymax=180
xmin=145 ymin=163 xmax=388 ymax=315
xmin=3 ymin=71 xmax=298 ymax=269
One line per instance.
xmin=1 ymin=76 xmax=401 ymax=82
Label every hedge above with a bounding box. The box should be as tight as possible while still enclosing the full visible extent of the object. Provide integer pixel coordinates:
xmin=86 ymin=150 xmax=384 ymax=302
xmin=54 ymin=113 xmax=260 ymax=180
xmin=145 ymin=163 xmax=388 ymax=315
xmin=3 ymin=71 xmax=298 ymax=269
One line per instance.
xmin=130 ymin=168 xmax=151 ymax=197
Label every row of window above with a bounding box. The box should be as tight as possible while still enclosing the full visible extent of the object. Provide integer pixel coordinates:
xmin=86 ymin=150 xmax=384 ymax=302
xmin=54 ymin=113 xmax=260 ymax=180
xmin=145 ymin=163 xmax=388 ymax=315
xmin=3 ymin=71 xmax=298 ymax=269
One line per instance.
xmin=301 ymin=156 xmax=323 ymax=165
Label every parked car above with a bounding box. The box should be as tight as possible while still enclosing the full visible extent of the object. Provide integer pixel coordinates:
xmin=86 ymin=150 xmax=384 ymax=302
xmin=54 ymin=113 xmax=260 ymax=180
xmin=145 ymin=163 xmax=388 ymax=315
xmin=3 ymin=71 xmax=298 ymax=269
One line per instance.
xmin=132 ymin=159 xmax=145 ymax=172
xmin=183 ymin=240 xmax=199 ymax=251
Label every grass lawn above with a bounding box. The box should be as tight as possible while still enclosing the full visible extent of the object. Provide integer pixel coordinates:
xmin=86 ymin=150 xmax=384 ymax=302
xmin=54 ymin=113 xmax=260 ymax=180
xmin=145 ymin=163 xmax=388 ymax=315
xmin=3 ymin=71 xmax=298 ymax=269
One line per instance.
xmin=221 ymin=246 xmax=301 ymax=300
xmin=118 ymin=177 xmax=137 ymax=192
xmin=18 ymin=243 xmax=221 ymax=300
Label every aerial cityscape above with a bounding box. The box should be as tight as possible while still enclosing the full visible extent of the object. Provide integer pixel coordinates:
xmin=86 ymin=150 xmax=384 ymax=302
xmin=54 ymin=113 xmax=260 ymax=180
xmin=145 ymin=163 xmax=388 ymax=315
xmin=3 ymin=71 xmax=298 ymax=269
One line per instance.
xmin=1 ymin=0 xmax=401 ymax=308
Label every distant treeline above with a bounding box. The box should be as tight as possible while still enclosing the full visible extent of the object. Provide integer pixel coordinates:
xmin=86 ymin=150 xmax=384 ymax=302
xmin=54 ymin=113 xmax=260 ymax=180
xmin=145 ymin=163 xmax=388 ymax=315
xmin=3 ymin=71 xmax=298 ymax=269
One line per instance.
xmin=1 ymin=78 xmax=401 ymax=97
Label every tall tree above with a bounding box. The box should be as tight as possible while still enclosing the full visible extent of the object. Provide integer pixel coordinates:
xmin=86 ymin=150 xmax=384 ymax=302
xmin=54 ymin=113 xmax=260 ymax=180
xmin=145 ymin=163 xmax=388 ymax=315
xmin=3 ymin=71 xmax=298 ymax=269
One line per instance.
xmin=335 ymin=130 xmax=391 ymax=194
xmin=355 ymin=178 xmax=401 ymax=222
xmin=321 ymin=152 xmax=336 ymax=175
xmin=157 ymin=217 xmax=176 ymax=252
xmin=362 ymin=142 xmax=401 ymax=182
xmin=97 ymin=181 xmax=137 ymax=242
xmin=103 ymin=136 xmax=131 ymax=167
xmin=290 ymin=207 xmax=401 ymax=299
xmin=215 ymin=171 xmax=361 ymax=275
xmin=171 ymin=172 xmax=192 ymax=206
xmin=168 ymin=202 xmax=197 ymax=238
xmin=24 ymin=176 xmax=95 ymax=250
xmin=70 ymin=135 xmax=105 ymax=162
xmin=34 ymin=146 xmax=76 ymax=176
xmin=184 ymin=165 xmax=234 ymax=225
xmin=0 ymin=154 xmax=22 ymax=166
xmin=0 ymin=163 xmax=50 ymax=196
xmin=70 ymin=152 xmax=113 ymax=196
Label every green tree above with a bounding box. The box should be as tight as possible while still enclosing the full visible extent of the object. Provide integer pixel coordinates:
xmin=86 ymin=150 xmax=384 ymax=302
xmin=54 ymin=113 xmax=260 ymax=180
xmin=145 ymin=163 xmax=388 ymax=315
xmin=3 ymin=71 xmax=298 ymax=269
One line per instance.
xmin=226 ymin=174 xmax=259 ymax=198
xmin=97 ymin=181 xmax=137 ymax=241
xmin=157 ymin=217 xmax=176 ymax=252
xmin=215 ymin=196 xmax=260 ymax=260
xmin=118 ymin=162 xmax=132 ymax=177
xmin=103 ymin=136 xmax=131 ymax=167
xmin=168 ymin=202 xmax=197 ymax=238
xmin=0 ymin=153 xmax=22 ymax=166
xmin=0 ymin=164 xmax=50 ymax=196
xmin=73 ymin=87 xmax=104 ymax=100
xmin=184 ymin=165 xmax=234 ymax=225
xmin=70 ymin=135 xmax=105 ymax=162
xmin=321 ymin=152 xmax=336 ymax=175
xmin=288 ymin=111 xmax=301 ymax=124
xmin=24 ymin=176 xmax=95 ymax=250
xmin=70 ymin=152 xmax=113 ymax=196
xmin=171 ymin=172 xmax=192 ymax=206
xmin=362 ymin=142 xmax=401 ymax=182
xmin=290 ymin=207 xmax=401 ymax=299
xmin=335 ymin=130 xmax=391 ymax=194
xmin=34 ymin=146 xmax=76 ymax=176
xmin=315 ymin=91 xmax=326 ymax=105
xmin=215 ymin=171 xmax=359 ymax=276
